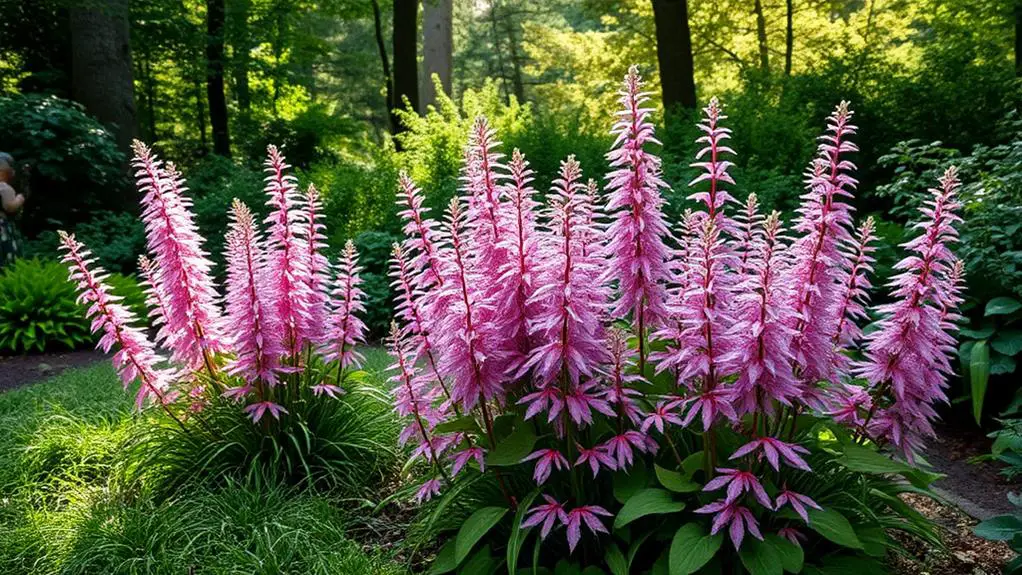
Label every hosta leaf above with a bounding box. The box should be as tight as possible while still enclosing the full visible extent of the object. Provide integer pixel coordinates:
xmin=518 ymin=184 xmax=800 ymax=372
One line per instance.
xmin=992 ymin=353 xmax=1018 ymax=375
xmin=668 ymin=522 xmax=722 ymax=575
xmin=738 ymin=537 xmax=782 ymax=575
xmin=507 ymin=489 xmax=541 ymax=574
xmin=612 ymin=463 xmax=648 ymax=504
xmin=986 ymin=297 xmax=1022 ymax=316
xmin=613 ymin=488 xmax=684 ymax=529
xmin=458 ymin=544 xmax=499 ymax=574
xmin=974 ymin=515 xmax=1022 ymax=541
xmin=766 ymin=534 xmax=804 ymax=573
xmin=993 ymin=330 xmax=1022 ymax=356
xmin=429 ymin=539 xmax=458 ymax=575
xmin=803 ymin=508 xmax=862 ymax=549
xmin=604 ymin=544 xmax=628 ymax=575
xmin=486 ymin=424 xmax=536 ymax=466
xmin=455 ymin=507 xmax=507 ymax=564
xmin=434 ymin=415 xmax=483 ymax=435
xmin=655 ymin=464 xmax=701 ymax=492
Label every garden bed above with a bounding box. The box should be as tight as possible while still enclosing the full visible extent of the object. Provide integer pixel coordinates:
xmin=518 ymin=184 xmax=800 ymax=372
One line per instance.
xmin=0 ymin=349 xmax=105 ymax=392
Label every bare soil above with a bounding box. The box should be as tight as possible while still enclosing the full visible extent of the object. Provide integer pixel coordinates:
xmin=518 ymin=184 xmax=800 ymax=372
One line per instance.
xmin=0 ymin=350 xmax=106 ymax=392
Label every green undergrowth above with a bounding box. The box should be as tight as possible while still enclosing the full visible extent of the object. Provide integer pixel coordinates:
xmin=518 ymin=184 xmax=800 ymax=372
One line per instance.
xmin=0 ymin=356 xmax=407 ymax=574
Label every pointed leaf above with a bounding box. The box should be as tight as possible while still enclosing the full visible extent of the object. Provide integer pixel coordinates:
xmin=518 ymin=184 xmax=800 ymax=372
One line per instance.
xmin=804 ymin=508 xmax=862 ymax=550
xmin=507 ymin=490 xmax=541 ymax=574
xmin=605 ymin=544 xmax=628 ymax=575
xmin=487 ymin=424 xmax=537 ymax=466
xmin=613 ymin=488 xmax=685 ymax=529
xmin=738 ymin=537 xmax=782 ymax=575
xmin=669 ymin=522 xmax=723 ymax=575
xmin=986 ymin=297 xmax=1022 ymax=316
xmin=972 ymin=341 xmax=990 ymax=424
xmin=766 ymin=534 xmax=804 ymax=573
xmin=993 ymin=330 xmax=1022 ymax=356
xmin=655 ymin=464 xmax=701 ymax=492
xmin=974 ymin=515 xmax=1022 ymax=541
xmin=455 ymin=507 xmax=507 ymax=564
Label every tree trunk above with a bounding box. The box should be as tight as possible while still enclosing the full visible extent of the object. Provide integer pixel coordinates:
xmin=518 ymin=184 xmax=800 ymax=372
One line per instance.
xmin=69 ymin=0 xmax=138 ymax=156
xmin=650 ymin=0 xmax=697 ymax=113
xmin=488 ymin=0 xmax=511 ymax=101
xmin=504 ymin=8 xmax=525 ymax=102
xmin=785 ymin=0 xmax=793 ymax=76
xmin=753 ymin=0 xmax=770 ymax=73
xmin=1016 ymin=0 xmax=1022 ymax=77
xmin=371 ymin=0 xmax=397 ymax=135
xmin=392 ymin=0 xmax=420 ymax=117
xmin=422 ymin=0 xmax=453 ymax=108
xmin=206 ymin=0 xmax=231 ymax=157
xmin=194 ymin=73 xmax=208 ymax=153
xmin=230 ymin=0 xmax=252 ymax=113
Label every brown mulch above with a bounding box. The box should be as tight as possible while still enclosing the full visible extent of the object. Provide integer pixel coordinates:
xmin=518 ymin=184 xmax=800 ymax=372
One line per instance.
xmin=889 ymin=493 xmax=1016 ymax=575
xmin=0 ymin=350 xmax=106 ymax=393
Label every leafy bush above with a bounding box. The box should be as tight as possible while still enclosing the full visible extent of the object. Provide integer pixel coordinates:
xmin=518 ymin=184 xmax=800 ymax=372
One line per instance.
xmin=974 ymin=493 xmax=1022 ymax=574
xmin=0 ymin=258 xmax=91 ymax=353
xmin=383 ymin=68 xmax=959 ymax=573
xmin=0 ymin=94 xmax=128 ymax=237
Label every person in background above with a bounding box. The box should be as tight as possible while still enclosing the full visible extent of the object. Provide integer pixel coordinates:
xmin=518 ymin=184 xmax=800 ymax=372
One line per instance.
xmin=0 ymin=152 xmax=29 ymax=268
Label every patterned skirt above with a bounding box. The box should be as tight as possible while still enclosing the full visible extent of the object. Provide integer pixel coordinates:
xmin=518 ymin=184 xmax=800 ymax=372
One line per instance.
xmin=0 ymin=217 xmax=19 ymax=269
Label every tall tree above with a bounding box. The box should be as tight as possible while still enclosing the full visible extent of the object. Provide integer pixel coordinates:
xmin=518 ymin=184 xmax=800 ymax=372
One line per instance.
xmin=370 ymin=0 xmax=397 ymax=134
xmin=651 ymin=0 xmax=697 ymax=113
xmin=785 ymin=0 xmax=794 ymax=76
xmin=1016 ymin=0 xmax=1022 ymax=76
xmin=69 ymin=0 xmax=138 ymax=156
xmin=206 ymin=0 xmax=231 ymax=156
xmin=393 ymin=0 xmax=420 ymax=118
xmin=422 ymin=0 xmax=453 ymax=108
xmin=753 ymin=0 xmax=770 ymax=72
xmin=228 ymin=0 xmax=253 ymax=113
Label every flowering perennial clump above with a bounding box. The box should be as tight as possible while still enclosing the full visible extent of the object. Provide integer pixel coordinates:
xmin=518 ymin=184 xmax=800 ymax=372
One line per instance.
xmin=386 ymin=64 xmax=963 ymax=564
xmin=60 ymin=143 xmax=368 ymax=424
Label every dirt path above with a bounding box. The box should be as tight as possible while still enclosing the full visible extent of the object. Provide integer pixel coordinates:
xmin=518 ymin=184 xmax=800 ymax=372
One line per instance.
xmin=0 ymin=350 xmax=106 ymax=393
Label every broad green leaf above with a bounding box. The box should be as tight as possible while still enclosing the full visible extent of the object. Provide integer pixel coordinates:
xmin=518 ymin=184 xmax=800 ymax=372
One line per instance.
xmin=429 ymin=539 xmax=458 ymax=575
xmin=804 ymin=508 xmax=862 ymax=549
xmin=993 ymin=330 xmax=1022 ymax=356
xmin=459 ymin=544 xmax=499 ymax=574
xmin=455 ymin=507 xmax=507 ymax=564
xmin=554 ymin=560 xmax=582 ymax=575
xmin=986 ymin=297 xmax=1022 ymax=316
xmin=992 ymin=353 xmax=1018 ymax=375
xmin=613 ymin=488 xmax=685 ymax=529
xmin=835 ymin=443 xmax=940 ymax=488
xmin=972 ymin=340 xmax=991 ymax=424
xmin=738 ymin=537 xmax=782 ymax=575
xmin=960 ymin=326 xmax=996 ymax=340
xmin=507 ymin=490 xmax=541 ymax=575
xmin=655 ymin=464 xmax=701 ymax=493
xmin=613 ymin=463 xmax=648 ymax=504
xmin=974 ymin=515 xmax=1022 ymax=541
xmin=766 ymin=534 xmax=804 ymax=573
xmin=487 ymin=425 xmax=537 ymax=466
xmin=855 ymin=526 xmax=889 ymax=558
xmin=669 ymin=522 xmax=723 ymax=575
xmin=682 ymin=451 xmax=704 ymax=475
xmin=434 ymin=415 xmax=483 ymax=435
xmin=604 ymin=543 xmax=628 ymax=575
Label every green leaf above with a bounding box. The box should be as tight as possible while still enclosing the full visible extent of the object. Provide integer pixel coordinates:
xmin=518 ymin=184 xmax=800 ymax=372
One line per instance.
xmin=486 ymin=424 xmax=537 ymax=466
xmin=993 ymin=330 xmax=1022 ymax=356
xmin=613 ymin=463 xmax=648 ymax=504
xmin=765 ymin=534 xmax=803 ymax=573
xmin=459 ymin=544 xmax=499 ymax=574
xmin=974 ymin=515 xmax=1022 ymax=541
xmin=804 ymin=508 xmax=863 ymax=549
xmin=972 ymin=340 xmax=991 ymax=424
xmin=433 ymin=415 xmax=483 ymax=435
xmin=605 ymin=544 xmax=628 ymax=575
xmin=507 ymin=490 xmax=541 ymax=575
xmin=992 ymin=353 xmax=1018 ymax=375
xmin=855 ymin=526 xmax=889 ymax=558
xmin=986 ymin=297 xmax=1022 ymax=316
xmin=837 ymin=443 xmax=914 ymax=474
xmin=960 ymin=326 xmax=996 ymax=340
xmin=681 ymin=451 xmax=704 ymax=475
xmin=655 ymin=464 xmax=701 ymax=493
xmin=455 ymin=507 xmax=507 ymax=564
xmin=738 ymin=537 xmax=783 ymax=575
xmin=668 ymin=522 xmax=723 ymax=575
xmin=613 ymin=488 xmax=685 ymax=529
xmin=429 ymin=539 xmax=458 ymax=575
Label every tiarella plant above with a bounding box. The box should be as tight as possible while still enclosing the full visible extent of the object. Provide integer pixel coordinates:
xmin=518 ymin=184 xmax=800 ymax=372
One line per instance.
xmin=58 ymin=142 xmax=389 ymax=490
xmin=391 ymin=66 xmax=959 ymax=574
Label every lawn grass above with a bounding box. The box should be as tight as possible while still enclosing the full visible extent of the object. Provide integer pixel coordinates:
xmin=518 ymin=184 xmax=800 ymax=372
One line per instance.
xmin=0 ymin=355 xmax=408 ymax=574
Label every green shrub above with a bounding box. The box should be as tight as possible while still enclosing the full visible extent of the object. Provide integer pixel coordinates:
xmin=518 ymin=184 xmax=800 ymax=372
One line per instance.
xmin=0 ymin=258 xmax=91 ymax=353
xmin=0 ymin=94 xmax=128 ymax=238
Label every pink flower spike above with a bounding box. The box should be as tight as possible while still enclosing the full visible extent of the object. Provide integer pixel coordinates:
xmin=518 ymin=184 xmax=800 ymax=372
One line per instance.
xmin=702 ymin=468 xmax=772 ymax=508
xmin=243 ymin=401 xmax=289 ymax=423
xmin=450 ymin=446 xmax=486 ymax=477
xmin=222 ymin=384 xmax=252 ymax=401
xmin=322 ymin=240 xmax=367 ymax=371
xmin=523 ymin=448 xmax=570 ymax=485
xmin=729 ymin=437 xmax=812 ymax=472
xmin=575 ymin=443 xmax=617 ymax=477
xmin=518 ymin=387 xmax=564 ymax=422
xmin=521 ymin=495 xmax=568 ymax=539
xmin=564 ymin=381 xmax=615 ymax=426
xmin=565 ymin=505 xmax=612 ymax=552
xmin=775 ymin=489 xmax=822 ymax=524
xmin=416 ymin=478 xmax=443 ymax=504
xmin=695 ymin=500 xmax=763 ymax=549
xmin=599 ymin=431 xmax=649 ymax=469
xmin=641 ymin=400 xmax=683 ymax=434
xmin=311 ymin=383 xmax=345 ymax=399
xmin=681 ymin=388 xmax=738 ymax=431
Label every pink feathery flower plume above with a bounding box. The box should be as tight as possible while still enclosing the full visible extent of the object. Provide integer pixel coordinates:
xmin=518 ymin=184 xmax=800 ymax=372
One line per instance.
xmin=604 ymin=65 xmax=672 ymax=362
xmin=858 ymin=167 xmax=963 ymax=461
xmin=688 ymin=97 xmax=738 ymax=231
xmin=833 ymin=216 xmax=878 ymax=350
xmin=463 ymin=116 xmax=507 ymax=261
xmin=321 ymin=240 xmax=367 ymax=387
xmin=263 ymin=145 xmax=312 ymax=358
xmin=396 ymin=171 xmax=445 ymax=290
xmin=521 ymin=156 xmax=610 ymax=393
xmin=60 ymin=232 xmax=174 ymax=408
xmin=495 ymin=148 xmax=543 ymax=364
xmin=601 ymin=328 xmax=645 ymax=426
xmin=222 ymin=199 xmax=283 ymax=396
xmin=389 ymin=242 xmax=454 ymax=406
xmin=137 ymin=255 xmax=174 ymax=351
xmin=131 ymin=142 xmax=224 ymax=370
xmin=723 ymin=212 xmax=799 ymax=415
xmin=300 ymin=184 xmax=330 ymax=344
xmin=734 ymin=193 xmax=764 ymax=276
xmin=430 ymin=197 xmax=506 ymax=411
xmin=783 ymin=102 xmax=859 ymax=389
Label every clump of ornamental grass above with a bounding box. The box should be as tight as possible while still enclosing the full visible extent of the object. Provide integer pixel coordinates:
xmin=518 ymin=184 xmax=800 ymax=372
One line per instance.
xmin=58 ymin=143 xmax=396 ymax=494
xmin=387 ymin=66 xmax=959 ymax=574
